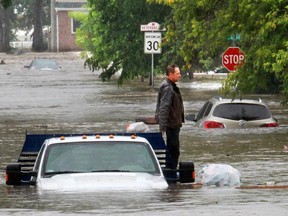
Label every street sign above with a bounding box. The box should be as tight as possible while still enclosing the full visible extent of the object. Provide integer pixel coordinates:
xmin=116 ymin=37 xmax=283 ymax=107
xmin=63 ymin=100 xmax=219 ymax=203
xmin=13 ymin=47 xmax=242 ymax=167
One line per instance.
xmin=222 ymin=47 xmax=245 ymax=71
xmin=227 ymin=34 xmax=241 ymax=41
xmin=144 ymin=32 xmax=161 ymax=54
xmin=140 ymin=22 xmax=164 ymax=90
xmin=141 ymin=22 xmax=160 ymax=31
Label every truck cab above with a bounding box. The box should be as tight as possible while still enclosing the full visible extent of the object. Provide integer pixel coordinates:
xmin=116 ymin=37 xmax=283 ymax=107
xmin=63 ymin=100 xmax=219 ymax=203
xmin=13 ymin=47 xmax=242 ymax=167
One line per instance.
xmin=6 ymin=133 xmax=195 ymax=191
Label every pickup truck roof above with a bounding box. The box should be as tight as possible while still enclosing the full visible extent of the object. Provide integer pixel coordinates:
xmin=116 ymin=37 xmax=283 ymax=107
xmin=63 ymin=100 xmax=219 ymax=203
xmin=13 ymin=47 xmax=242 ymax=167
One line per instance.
xmin=43 ymin=135 xmax=153 ymax=147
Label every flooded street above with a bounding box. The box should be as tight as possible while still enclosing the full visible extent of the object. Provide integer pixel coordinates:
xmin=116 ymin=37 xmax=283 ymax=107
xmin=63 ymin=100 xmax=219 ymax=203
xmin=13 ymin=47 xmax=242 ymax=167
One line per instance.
xmin=0 ymin=52 xmax=288 ymax=215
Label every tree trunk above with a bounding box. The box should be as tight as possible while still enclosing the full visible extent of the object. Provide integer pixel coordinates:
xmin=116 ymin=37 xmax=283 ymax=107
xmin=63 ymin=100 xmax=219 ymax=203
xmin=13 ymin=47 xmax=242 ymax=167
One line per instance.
xmin=0 ymin=6 xmax=10 ymax=52
xmin=32 ymin=0 xmax=45 ymax=51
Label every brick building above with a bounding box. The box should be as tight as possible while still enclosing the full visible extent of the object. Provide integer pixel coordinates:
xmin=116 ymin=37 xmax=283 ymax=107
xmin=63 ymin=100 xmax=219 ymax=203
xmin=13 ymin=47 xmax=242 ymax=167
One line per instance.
xmin=50 ymin=0 xmax=87 ymax=52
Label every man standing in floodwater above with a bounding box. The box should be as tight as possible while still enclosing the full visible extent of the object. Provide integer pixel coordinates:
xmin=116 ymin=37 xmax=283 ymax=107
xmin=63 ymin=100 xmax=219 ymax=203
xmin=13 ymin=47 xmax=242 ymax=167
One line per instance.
xmin=155 ymin=64 xmax=184 ymax=169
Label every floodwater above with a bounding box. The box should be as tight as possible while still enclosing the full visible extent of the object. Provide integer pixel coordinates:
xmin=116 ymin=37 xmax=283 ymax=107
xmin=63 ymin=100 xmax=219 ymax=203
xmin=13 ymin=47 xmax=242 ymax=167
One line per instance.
xmin=0 ymin=52 xmax=288 ymax=216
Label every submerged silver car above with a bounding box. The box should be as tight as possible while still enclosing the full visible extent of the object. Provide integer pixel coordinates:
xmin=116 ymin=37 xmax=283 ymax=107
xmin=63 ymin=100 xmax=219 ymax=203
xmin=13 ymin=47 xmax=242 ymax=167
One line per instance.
xmin=188 ymin=97 xmax=279 ymax=128
xmin=24 ymin=58 xmax=61 ymax=71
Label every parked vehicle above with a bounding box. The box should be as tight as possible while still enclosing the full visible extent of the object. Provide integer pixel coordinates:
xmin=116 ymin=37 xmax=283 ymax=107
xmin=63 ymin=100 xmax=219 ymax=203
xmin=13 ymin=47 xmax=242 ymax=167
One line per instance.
xmin=186 ymin=97 xmax=279 ymax=129
xmin=24 ymin=58 xmax=61 ymax=71
xmin=215 ymin=67 xmax=229 ymax=73
xmin=5 ymin=133 xmax=195 ymax=191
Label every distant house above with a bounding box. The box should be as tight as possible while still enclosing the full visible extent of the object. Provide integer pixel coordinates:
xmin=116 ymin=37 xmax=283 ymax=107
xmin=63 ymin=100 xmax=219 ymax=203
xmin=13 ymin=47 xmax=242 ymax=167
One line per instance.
xmin=50 ymin=0 xmax=87 ymax=52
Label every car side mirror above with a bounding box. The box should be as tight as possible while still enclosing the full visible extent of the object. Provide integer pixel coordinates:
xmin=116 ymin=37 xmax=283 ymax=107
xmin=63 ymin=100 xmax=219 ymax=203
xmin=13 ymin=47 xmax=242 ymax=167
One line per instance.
xmin=185 ymin=114 xmax=196 ymax=121
xmin=24 ymin=65 xmax=29 ymax=68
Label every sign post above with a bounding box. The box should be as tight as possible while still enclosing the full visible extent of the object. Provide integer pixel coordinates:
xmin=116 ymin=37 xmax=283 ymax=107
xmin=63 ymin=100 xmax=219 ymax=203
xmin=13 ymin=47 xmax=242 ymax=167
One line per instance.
xmin=141 ymin=22 xmax=162 ymax=90
xmin=222 ymin=47 xmax=245 ymax=71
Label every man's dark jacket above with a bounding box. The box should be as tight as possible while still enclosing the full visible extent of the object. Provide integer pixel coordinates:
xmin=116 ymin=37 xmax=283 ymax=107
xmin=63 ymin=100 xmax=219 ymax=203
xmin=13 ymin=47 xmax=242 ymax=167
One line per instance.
xmin=155 ymin=78 xmax=184 ymax=131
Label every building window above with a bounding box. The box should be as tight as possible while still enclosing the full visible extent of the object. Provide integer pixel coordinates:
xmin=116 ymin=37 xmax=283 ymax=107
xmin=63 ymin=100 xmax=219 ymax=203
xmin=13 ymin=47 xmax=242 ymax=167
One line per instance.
xmin=71 ymin=18 xmax=80 ymax=34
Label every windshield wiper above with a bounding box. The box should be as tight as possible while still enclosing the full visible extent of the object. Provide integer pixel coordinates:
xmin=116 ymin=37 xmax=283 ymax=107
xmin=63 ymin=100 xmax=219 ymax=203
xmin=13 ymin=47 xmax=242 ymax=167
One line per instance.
xmin=44 ymin=171 xmax=84 ymax=177
xmin=91 ymin=170 xmax=131 ymax=172
xmin=44 ymin=170 xmax=132 ymax=177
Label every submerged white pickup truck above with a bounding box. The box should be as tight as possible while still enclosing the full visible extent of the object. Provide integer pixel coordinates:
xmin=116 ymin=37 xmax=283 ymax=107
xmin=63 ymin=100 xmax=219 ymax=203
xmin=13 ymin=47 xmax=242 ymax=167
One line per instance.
xmin=6 ymin=132 xmax=195 ymax=191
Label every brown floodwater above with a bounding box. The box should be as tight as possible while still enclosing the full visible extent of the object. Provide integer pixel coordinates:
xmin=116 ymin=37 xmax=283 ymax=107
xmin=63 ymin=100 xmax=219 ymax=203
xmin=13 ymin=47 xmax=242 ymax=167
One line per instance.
xmin=0 ymin=52 xmax=287 ymax=216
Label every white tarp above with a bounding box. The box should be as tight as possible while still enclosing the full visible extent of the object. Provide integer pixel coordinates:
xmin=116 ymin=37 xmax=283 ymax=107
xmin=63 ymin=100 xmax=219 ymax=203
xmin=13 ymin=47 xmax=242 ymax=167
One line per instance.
xmin=199 ymin=163 xmax=241 ymax=187
xmin=126 ymin=122 xmax=149 ymax=133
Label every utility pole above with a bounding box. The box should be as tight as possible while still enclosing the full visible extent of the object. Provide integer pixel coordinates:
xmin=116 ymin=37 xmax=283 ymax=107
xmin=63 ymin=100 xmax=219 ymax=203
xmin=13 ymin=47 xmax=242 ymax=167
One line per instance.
xmin=50 ymin=0 xmax=57 ymax=52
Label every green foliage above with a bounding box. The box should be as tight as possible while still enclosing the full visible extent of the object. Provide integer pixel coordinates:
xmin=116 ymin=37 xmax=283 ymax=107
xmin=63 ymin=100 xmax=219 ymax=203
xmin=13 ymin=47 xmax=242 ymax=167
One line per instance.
xmin=158 ymin=0 xmax=231 ymax=72
xmin=0 ymin=0 xmax=17 ymax=52
xmin=150 ymin=0 xmax=288 ymax=103
xmin=14 ymin=0 xmax=33 ymax=30
xmin=0 ymin=0 xmax=11 ymax=8
xmin=76 ymin=0 xmax=171 ymax=84
xmin=0 ymin=0 xmax=50 ymax=52
xmin=231 ymin=0 xmax=288 ymax=99
xmin=11 ymin=0 xmax=50 ymax=30
xmin=77 ymin=0 xmax=288 ymax=102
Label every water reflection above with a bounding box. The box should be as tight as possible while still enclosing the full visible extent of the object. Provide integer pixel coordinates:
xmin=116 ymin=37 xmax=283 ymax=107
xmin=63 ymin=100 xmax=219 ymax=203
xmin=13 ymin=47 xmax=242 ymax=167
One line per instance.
xmin=2 ymin=184 xmax=288 ymax=215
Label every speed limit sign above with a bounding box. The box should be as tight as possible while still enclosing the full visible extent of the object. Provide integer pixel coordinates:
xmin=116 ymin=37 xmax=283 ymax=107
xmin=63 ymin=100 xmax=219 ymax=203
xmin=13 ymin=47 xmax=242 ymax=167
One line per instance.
xmin=144 ymin=32 xmax=161 ymax=54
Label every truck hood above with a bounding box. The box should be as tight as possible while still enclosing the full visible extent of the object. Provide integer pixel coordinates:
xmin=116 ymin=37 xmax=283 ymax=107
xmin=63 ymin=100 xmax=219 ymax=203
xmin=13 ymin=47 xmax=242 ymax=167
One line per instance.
xmin=37 ymin=172 xmax=168 ymax=192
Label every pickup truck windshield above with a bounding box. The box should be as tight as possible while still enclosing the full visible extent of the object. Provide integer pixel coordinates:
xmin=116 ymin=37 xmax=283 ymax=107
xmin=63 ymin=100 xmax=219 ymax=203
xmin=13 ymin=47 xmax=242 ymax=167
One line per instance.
xmin=43 ymin=141 xmax=160 ymax=177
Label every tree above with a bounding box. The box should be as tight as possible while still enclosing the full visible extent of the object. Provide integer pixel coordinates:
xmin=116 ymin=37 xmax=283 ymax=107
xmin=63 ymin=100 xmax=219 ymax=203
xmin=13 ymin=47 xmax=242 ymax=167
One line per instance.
xmin=0 ymin=0 xmax=12 ymax=8
xmin=149 ymin=0 xmax=288 ymax=103
xmin=0 ymin=0 xmax=49 ymax=52
xmin=32 ymin=0 xmax=45 ymax=51
xmin=75 ymin=0 xmax=171 ymax=84
xmin=0 ymin=3 xmax=15 ymax=52
xmin=222 ymin=0 xmax=288 ymax=99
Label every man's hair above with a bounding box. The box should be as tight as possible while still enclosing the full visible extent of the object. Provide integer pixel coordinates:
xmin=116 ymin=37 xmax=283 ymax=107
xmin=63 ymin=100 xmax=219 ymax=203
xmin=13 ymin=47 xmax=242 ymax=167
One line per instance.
xmin=166 ymin=64 xmax=179 ymax=76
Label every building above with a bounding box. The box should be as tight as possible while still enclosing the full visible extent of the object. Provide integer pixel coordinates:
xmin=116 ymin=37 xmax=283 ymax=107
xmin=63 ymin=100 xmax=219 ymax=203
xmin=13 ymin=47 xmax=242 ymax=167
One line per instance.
xmin=50 ymin=0 xmax=87 ymax=52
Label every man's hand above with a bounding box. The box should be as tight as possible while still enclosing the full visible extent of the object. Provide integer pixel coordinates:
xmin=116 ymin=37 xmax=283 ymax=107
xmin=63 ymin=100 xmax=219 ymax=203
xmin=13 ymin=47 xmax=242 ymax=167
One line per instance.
xmin=160 ymin=128 xmax=166 ymax=134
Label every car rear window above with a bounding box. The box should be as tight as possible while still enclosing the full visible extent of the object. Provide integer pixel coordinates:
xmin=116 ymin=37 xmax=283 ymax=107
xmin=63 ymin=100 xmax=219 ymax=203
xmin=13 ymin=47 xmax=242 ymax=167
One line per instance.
xmin=213 ymin=103 xmax=272 ymax=121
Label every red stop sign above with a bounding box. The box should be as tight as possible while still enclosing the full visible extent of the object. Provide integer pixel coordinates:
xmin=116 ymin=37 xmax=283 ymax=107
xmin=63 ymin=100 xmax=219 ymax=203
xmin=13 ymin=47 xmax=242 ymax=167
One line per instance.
xmin=222 ymin=47 xmax=245 ymax=71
